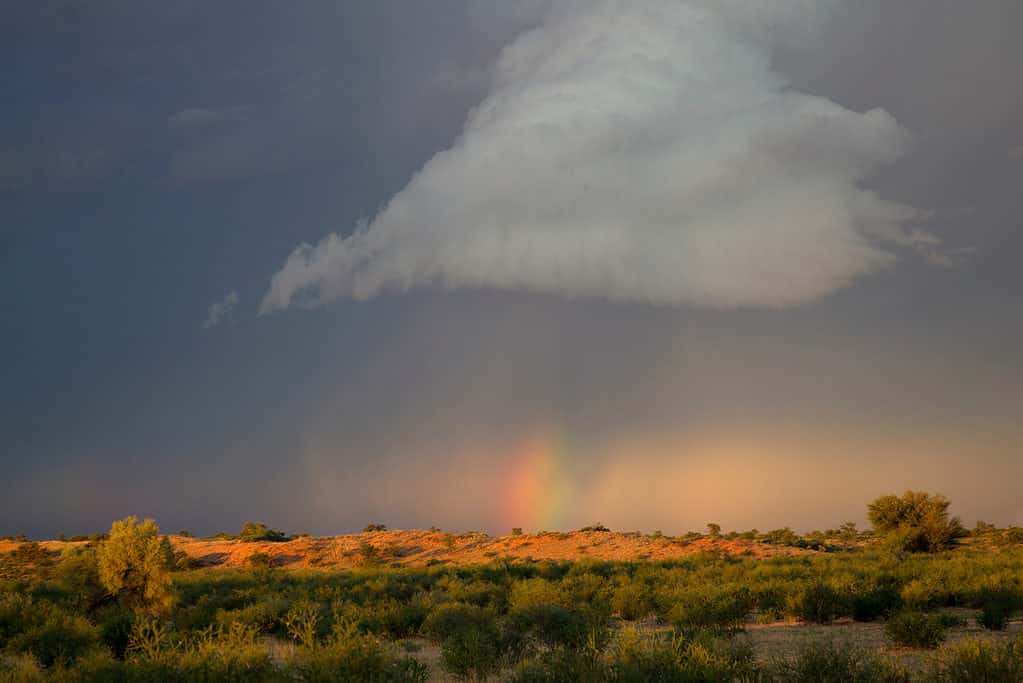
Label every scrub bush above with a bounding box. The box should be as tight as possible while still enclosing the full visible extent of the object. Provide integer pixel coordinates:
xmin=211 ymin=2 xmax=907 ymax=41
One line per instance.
xmin=766 ymin=640 xmax=909 ymax=683
xmin=6 ymin=611 xmax=100 ymax=667
xmin=610 ymin=580 xmax=654 ymax=621
xmin=851 ymin=585 xmax=903 ymax=622
xmin=884 ymin=611 xmax=948 ymax=649
xmin=666 ymin=586 xmax=753 ymax=635
xmin=788 ymin=581 xmax=846 ymax=624
xmin=238 ymin=522 xmax=289 ymax=543
xmin=978 ymin=601 xmax=1010 ymax=631
xmin=925 ymin=637 xmax=1023 ymax=682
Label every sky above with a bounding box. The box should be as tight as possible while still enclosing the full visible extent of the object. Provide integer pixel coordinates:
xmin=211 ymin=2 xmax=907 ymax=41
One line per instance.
xmin=3 ymin=1 xmax=1022 ymax=539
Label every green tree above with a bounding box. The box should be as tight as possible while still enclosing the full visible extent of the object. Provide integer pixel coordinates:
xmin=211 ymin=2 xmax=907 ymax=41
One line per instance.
xmin=57 ymin=546 xmax=106 ymax=610
xmin=867 ymin=491 xmax=966 ymax=553
xmin=839 ymin=521 xmax=858 ymax=543
xmin=706 ymin=523 xmax=722 ymax=539
xmin=96 ymin=517 xmax=174 ymax=612
xmin=239 ymin=521 xmax=288 ymax=542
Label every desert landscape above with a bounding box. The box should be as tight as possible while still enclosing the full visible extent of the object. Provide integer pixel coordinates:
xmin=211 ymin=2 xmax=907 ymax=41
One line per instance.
xmin=3 ymin=493 xmax=1023 ymax=681
xmin=0 ymin=529 xmax=810 ymax=572
xmin=6 ymin=1 xmax=1022 ymax=681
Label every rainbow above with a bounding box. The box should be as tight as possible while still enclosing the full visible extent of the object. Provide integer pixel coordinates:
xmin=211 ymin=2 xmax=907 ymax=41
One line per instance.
xmin=499 ymin=424 xmax=578 ymax=532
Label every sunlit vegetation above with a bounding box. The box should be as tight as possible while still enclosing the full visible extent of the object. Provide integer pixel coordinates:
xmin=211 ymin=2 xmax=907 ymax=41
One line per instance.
xmin=238 ymin=522 xmax=290 ymax=543
xmin=1 ymin=495 xmax=1022 ymax=680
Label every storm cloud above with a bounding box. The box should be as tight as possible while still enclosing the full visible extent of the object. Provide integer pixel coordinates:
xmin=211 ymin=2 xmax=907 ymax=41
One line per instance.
xmin=261 ymin=0 xmax=940 ymax=312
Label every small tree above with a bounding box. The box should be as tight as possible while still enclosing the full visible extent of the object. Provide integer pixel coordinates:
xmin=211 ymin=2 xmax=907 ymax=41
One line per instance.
xmin=357 ymin=541 xmax=380 ymax=566
xmin=96 ymin=517 xmax=174 ymax=612
xmin=867 ymin=491 xmax=966 ymax=553
xmin=706 ymin=523 xmax=722 ymax=539
xmin=973 ymin=520 xmax=996 ymax=536
xmin=239 ymin=522 xmax=288 ymax=542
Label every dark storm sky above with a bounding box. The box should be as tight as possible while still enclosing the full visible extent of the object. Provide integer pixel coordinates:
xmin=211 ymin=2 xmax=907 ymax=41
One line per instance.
xmin=2 ymin=1 xmax=1021 ymax=538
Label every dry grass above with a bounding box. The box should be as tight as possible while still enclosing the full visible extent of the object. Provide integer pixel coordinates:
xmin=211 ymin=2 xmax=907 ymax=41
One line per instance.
xmin=199 ymin=531 xmax=803 ymax=569
xmin=1 ymin=531 xmax=810 ymax=570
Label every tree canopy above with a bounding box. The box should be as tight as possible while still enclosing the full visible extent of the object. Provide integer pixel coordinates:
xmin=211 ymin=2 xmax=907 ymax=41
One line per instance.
xmin=239 ymin=521 xmax=289 ymax=542
xmin=867 ymin=491 xmax=966 ymax=553
xmin=96 ymin=516 xmax=174 ymax=611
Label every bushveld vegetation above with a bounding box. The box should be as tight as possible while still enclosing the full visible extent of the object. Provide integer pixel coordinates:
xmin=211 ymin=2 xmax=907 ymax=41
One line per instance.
xmin=1 ymin=493 xmax=1022 ymax=681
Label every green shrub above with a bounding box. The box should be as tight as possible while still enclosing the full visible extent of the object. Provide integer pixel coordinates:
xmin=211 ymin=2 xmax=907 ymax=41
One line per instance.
xmin=214 ymin=597 xmax=288 ymax=635
xmin=751 ymin=585 xmax=787 ymax=624
xmin=441 ymin=626 xmax=505 ymax=681
xmin=868 ymin=491 xmax=967 ymax=553
xmin=238 ymin=522 xmax=289 ymax=542
xmin=6 ymin=611 xmax=101 ymax=667
xmin=610 ymin=580 xmax=653 ymax=621
xmin=96 ymin=604 xmax=135 ymax=658
xmin=421 ymin=603 xmax=521 ymax=678
xmin=510 ymin=648 xmax=606 ymax=683
xmin=283 ymin=603 xmax=323 ymax=648
xmin=937 ymin=612 xmax=967 ymax=629
xmin=358 ymin=542 xmax=381 ymax=566
xmin=851 ymin=585 xmax=903 ymax=622
xmin=509 ymin=578 xmax=566 ymax=611
xmin=125 ymin=616 xmax=172 ymax=661
xmin=789 ymin=581 xmax=845 ymax=624
xmin=762 ymin=527 xmax=801 ymax=546
xmin=901 ymin=578 xmax=947 ymax=611
xmin=173 ymin=549 xmax=202 ymax=571
xmin=288 ymin=631 xmax=428 ymax=683
xmin=667 ymin=587 xmax=753 ymax=635
xmin=767 ymin=639 xmax=909 ymax=682
xmin=884 ymin=611 xmax=947 ymax=649
xmin=0 ymin=594 xmax=39 ymax=646
xmin=925 ymin=637 xmax=1023 ymax=682
xmin=975 ymin=587 xmax=1018 ymax=631
xmin=562 ymin=573 xmax=610 ymax=613
xmin=978 ymin=601 xmax=1010 ymax=631
xmin=608 ymin=628 xmax=756 ymax=682
xmin=421 ymin=603 xmax=494 ymax=642
xmin=121 ymin=648 xmax=277 ymax=682
xmin=363 ymin=524 xmax=388 ymax=533
xmin=356 ymin=599 xmax=430 ymax=639
xmin=507 ymin=604 xmax=606 ymax=651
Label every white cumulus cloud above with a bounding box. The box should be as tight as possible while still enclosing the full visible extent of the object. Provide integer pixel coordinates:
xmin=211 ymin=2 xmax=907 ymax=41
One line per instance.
xmin=261 ymin=0 xmax=936 ymax=313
